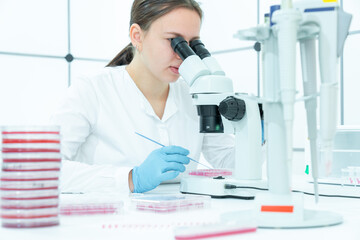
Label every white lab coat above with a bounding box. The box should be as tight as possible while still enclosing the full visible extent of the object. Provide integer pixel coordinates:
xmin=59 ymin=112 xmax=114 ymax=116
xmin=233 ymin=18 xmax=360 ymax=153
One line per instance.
xmin=51 ymin=65 xmax=235 ymax=193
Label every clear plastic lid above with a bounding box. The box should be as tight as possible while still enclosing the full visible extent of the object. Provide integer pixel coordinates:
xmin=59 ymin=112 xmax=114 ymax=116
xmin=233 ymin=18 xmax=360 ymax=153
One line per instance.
xmin=187 ymin=169 xmax=233 ymax=177
xmin=130 ymin=194 xmax=211 ymax=213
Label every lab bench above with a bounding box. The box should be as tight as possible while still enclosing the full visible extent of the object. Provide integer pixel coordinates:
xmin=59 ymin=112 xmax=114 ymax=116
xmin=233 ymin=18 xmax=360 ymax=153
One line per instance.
xmin=0 ymin=178 xmax=359 ymax=240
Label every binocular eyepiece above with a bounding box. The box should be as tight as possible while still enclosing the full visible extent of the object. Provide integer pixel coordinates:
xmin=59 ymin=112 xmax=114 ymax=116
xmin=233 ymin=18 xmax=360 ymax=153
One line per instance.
xmin=170 ymin=37 xmax=211 ymax=60
xmin=170 ymin=37 xmax=224 ymax=133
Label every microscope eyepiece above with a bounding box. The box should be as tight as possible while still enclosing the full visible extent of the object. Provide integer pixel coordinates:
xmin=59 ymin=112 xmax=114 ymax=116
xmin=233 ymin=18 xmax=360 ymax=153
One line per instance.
xmin=190 ymin=39 xmax=211 ymax=60
xmin=170 ymin=37 xmax=196 ymax=60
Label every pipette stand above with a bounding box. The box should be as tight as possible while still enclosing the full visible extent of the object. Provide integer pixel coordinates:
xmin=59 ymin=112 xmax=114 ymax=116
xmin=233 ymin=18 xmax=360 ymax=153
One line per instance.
xmin=230 ymin=0 xmax=351 ymax=228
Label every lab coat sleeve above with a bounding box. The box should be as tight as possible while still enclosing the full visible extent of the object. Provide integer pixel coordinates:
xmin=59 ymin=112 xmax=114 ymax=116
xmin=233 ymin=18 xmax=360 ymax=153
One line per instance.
xmin=60 ymin=159 xmax=132 ymax=193
xmin=51 ymin=76 xmax=98 ymax=161
xmin=51 ymin=76 xmax=131 ymax=193
xmin=201 ymin=133 xmax=235 ymax=168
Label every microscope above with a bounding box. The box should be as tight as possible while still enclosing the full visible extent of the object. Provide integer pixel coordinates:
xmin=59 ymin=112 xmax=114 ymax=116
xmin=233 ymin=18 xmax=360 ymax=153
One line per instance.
xmin=172 ymin=0 xmax=352 ymax=229
xmin=171 ymin=37 xmax=266 ymax=199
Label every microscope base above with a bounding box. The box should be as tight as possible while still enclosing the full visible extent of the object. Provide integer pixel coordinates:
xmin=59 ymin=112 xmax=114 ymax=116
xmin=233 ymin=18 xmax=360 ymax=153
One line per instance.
xmin=179 ymin=176 xmax=268 ymax=199
xmin=222 ymin=208 xmax=342 ymax=229
xmin=253 ymin=191 xmax=343 ymax=228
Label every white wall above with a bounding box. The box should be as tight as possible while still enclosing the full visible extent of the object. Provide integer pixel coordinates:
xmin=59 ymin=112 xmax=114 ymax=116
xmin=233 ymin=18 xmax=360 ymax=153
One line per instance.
xmin=0 ymin=0 xmax=359 ymax=148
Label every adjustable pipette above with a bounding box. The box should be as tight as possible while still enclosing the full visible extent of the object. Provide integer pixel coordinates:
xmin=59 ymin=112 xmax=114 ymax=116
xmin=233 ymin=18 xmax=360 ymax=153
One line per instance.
xmin=300 ymin=38 xmax=319 ymax=203
xmin=134 ymin=132 xmax=212 ymax=169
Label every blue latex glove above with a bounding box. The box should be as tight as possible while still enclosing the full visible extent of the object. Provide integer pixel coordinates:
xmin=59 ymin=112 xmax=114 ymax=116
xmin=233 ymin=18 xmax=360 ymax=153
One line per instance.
xmin=132 ymin=146 xmax=190 ymax=193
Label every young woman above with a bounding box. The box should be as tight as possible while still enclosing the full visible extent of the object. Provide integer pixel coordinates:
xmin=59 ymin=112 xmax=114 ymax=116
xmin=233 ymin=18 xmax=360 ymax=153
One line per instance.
xmin=52 ymin=0 xmax=234 ymax=194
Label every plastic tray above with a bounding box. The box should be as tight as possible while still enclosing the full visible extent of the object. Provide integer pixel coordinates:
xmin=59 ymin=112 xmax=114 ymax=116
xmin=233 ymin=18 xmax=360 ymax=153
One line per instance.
xmin=131 ymin=194 xmax=211 ymax=213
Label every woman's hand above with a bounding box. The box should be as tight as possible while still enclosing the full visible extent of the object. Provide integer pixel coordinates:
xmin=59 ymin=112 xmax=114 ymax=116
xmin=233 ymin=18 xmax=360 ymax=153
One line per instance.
xmin=131 ymin=146 xmax=190 ymax=193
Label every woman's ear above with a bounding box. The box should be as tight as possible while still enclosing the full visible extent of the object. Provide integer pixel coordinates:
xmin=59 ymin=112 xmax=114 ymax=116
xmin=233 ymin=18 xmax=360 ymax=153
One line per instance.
xmin=129 ymin=23 xmax=143 ymax=52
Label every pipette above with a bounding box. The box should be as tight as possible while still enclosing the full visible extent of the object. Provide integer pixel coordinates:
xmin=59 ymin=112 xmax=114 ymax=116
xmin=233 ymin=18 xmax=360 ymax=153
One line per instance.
xmin=134 ymin=132 xmax=212 ymax=169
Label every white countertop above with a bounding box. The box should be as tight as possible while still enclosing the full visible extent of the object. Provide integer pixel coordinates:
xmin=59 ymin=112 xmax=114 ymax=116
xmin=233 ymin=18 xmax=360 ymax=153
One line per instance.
xmin=1 ymin=180 xmax=359 ymax=240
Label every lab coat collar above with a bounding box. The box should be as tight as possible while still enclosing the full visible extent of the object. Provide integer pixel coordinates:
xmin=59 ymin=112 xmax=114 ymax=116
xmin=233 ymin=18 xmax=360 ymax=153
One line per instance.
xmin=141 ymin=83 xmax=178 ymax=123
xmin=161 ymin=83 xmax=178 ymax=122
xmin=123 ymin=67 xmax=178 ymax=122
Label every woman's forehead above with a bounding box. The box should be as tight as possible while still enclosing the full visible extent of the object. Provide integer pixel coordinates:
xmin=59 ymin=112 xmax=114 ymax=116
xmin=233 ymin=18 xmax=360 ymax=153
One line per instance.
xmin=149 ymin=8 xmax=201 ymax=37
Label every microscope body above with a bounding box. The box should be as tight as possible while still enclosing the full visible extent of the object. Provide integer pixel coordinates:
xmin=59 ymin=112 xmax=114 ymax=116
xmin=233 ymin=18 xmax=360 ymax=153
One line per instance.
xmin=192 ymin=92 xmax=262 ymax=181
xmin=171 ymin=38 xmax=265 ymax=198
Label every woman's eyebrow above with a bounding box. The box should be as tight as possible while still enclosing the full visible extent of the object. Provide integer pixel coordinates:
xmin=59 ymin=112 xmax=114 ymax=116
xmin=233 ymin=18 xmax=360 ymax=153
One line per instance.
xmin=164 ymin=32 xmax=200 ymax=41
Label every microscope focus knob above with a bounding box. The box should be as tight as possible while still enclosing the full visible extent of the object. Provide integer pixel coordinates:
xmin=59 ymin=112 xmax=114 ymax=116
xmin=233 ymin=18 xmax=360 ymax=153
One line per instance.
xmin=218 ymin=96 xmax=246 ymax=121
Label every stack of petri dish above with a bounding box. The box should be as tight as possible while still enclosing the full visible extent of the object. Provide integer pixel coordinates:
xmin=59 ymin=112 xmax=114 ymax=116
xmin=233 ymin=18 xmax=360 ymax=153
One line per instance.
xmin=0 ymin=126 xmax=61 ymax=228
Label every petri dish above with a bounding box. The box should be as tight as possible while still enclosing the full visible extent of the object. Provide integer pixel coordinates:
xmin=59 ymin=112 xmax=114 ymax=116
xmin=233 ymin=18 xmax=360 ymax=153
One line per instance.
xmin=2 ymin=152 xmax=62 ymax=163
xmin=1 ymin=171 xmax=60 ymax=181
xmin=2 ymin=162 xmax=61 ymax=171
xmin=187 ymin=169 xmax=233 ymax=177
xmin=1 ymin=126 xmax=60 ymax=134
xmin=1 ymin=189 xmax=59 ymax=200
xmin=1 ymin=198 xmax=59 ymax=209
xmin=1 ymin=216 xmax=59 ymax=228
xmin=1 ymin=180 xmax=59 ymax=190
xmin=1 ymin=206 xmax=59 ymax=219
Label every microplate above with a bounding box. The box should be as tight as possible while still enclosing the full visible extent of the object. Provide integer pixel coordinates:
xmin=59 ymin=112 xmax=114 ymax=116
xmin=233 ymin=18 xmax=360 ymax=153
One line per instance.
xmin=131 ymin=194 xmax=211 ymax=213
xmin=60 ymin=201 xmax=124 ymax=216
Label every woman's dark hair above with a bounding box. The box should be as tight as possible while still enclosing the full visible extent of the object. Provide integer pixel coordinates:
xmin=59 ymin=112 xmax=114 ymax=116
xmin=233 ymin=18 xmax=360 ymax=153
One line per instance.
xmin=106 ymin=0 xmax=203 ymax=67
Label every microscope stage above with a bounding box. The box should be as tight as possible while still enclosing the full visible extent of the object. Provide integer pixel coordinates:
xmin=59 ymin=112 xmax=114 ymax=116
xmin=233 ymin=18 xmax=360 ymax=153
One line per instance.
xmin=180 ymin=176 xmax=268 ymax=199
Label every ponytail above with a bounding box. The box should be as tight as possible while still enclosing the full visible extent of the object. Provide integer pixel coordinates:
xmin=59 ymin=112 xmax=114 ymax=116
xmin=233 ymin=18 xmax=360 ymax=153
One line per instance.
xmin=106 ymin=43 xmax=134 ymax=67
